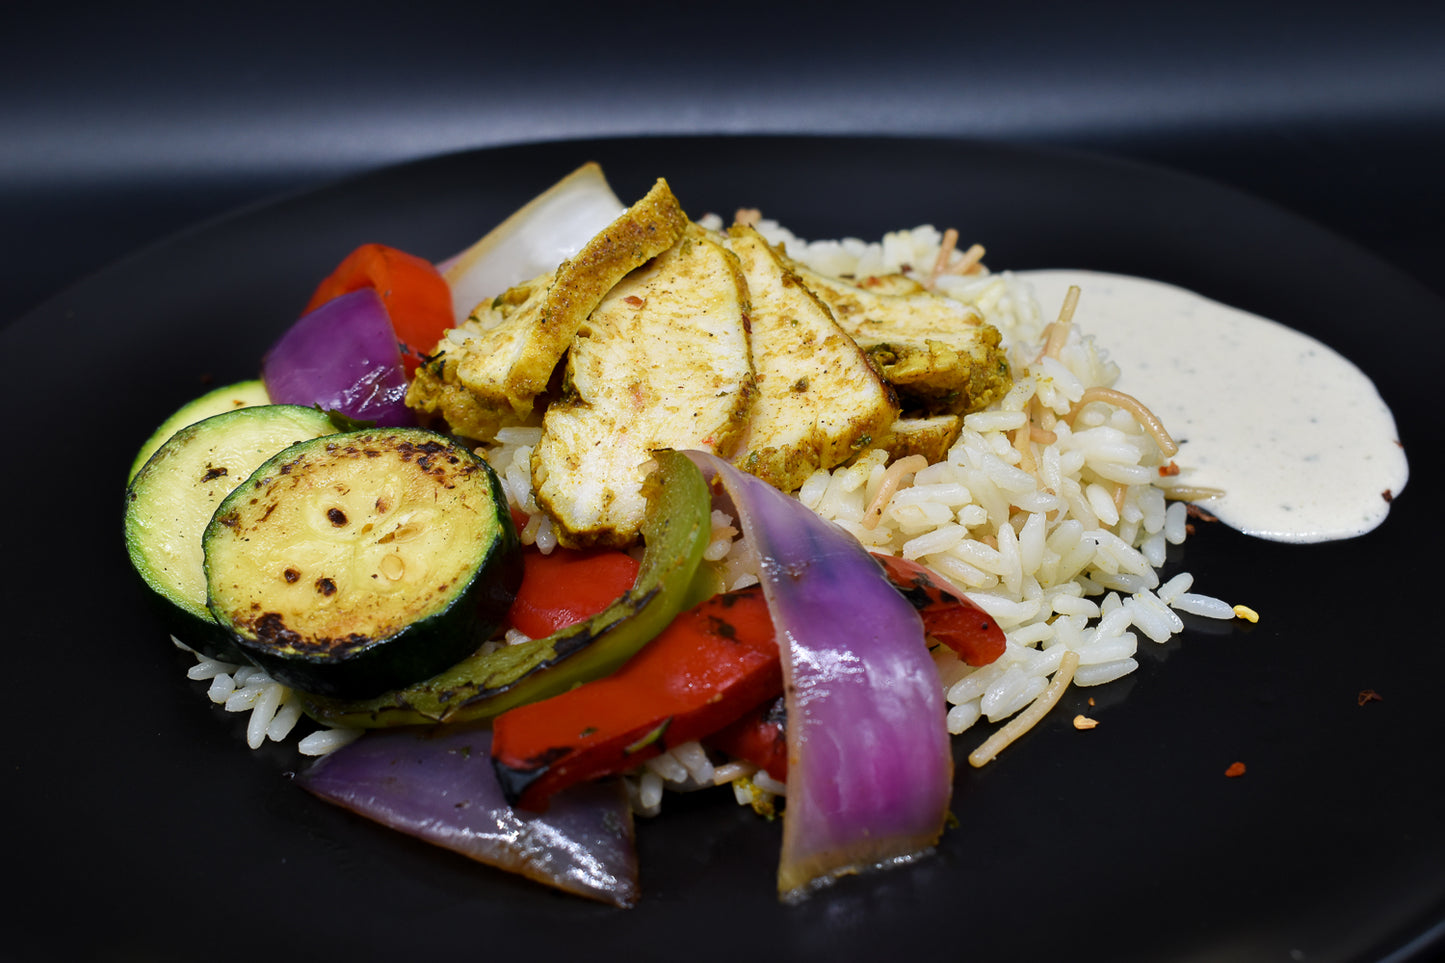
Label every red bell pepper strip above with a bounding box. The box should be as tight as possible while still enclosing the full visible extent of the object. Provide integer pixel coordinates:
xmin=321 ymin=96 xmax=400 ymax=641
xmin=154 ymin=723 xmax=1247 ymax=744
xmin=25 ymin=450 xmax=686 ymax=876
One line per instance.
xmin=710 ymin=556 xmax=1004 ymax=782
xmin=305 ymin=243 xmax=453 ymax=377
xmin=491 ymin=555 xmax=1002 ymax=811
xmin=705 ymin=696 xmax=788 ymax=781
xmin=505 ymin=546 xmax=641 ymax=639
xmin=491 ymin=585 xmax=780 ymax=812
xmin=873 ymin=554 xmax=1006 ymax=666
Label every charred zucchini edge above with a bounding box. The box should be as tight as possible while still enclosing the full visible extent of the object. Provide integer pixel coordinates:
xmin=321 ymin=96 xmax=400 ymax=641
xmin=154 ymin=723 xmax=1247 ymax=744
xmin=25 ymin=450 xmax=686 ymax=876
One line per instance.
xmin=124 ymin=404 xmax=338 ymax=662
xmin=203 ymin=427 xmax=522 ymax=699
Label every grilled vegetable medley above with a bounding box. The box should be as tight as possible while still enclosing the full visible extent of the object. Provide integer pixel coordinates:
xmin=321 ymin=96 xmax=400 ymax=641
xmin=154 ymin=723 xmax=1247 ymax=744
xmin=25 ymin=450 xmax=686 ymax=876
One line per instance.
xmin=124 ymin=163 xmax=1011 ymax=906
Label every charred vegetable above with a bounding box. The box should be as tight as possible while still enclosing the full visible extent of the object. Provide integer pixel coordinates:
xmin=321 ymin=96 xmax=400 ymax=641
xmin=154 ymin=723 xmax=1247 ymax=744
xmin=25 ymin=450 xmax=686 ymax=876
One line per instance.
xmin=873 ymin=554 xmax=1006 ymax=666
xmin=686 ymin=451 xmax=953 ymax=902
xmin=706 ymin=696 xmax=788 ymax=782
xmin=504 ymin=546 xmax=641 ymax=639
xmin=127 ymin=379 xmax=272 ymax=483
xmin=303 ymin=243 xmax=454 ymax=377
xmin=491 ymin=551 xmax=1006 ymax=809
xmin=124 ymin=404 xmax=337 ymax=661
xmin=437 ymin=161 xmax=626 ymax=325
xmin=203 ymin=428 xmax=521 ymax=698
xmin=702 ymin=556 xmax=1005 ymax=784
xmin=262 ymin=288 xmax=415 ymax=427
xmin=299 ymin=724 xmax=639 ymax=907
xmin=491 ymin=584 xmax=780 ymax=811
xmin=299 ymin=449 xmax=711 ymax=727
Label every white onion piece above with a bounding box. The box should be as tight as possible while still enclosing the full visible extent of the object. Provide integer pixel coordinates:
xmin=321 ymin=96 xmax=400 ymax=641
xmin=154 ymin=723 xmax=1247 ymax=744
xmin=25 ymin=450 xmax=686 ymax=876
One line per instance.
xmin=439 ymin=162 xmax=625 ymax=324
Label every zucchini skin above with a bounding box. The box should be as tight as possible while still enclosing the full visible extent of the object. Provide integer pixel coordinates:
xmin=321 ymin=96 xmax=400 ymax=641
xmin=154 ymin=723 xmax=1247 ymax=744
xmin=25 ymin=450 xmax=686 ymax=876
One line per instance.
xmin=204 ymin=428 xmax=523 ymax=699
xmin=127 ymin=380 xmax=272 ymax=483
xmin=300 ymin=449 xmax=711 ymax=727
xmin=123 ymin=403 xmax=337 ymax=662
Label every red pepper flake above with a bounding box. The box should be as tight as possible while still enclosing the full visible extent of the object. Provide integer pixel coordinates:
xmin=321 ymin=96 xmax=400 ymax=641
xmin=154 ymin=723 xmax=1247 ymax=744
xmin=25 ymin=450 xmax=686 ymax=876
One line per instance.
xmin=1224 ymin=761 xmax=1247 ymax=778
xmin=623 ymin=295 xmax=647 ymax=308
xmin=1158 ymin=461 xmax=1181 ymax=477
xmin=1357 ymin=688 xmax=1383 ymax=706
xmin=1381 ymin=490 xmax=1394 ymax=503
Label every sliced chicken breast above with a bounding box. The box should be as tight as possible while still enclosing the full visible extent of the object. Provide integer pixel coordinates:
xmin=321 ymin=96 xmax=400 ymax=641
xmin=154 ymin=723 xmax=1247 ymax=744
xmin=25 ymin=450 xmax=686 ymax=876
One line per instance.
xmin=726 ymin=224 xmax=899 ymax=492
xmin=407 ymin=178 xmax=688 ymax=441
xmin=788 ymin=261 xmax=1011 ymax=416
xmin=532 ymin=227 xmax=755 ymax=547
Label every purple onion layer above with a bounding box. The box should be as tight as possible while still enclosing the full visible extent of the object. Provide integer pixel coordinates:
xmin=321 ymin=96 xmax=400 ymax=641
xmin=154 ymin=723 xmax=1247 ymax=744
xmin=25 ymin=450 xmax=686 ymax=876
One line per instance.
xmin=685 ymin=452 xmax=952 ymax=900
xmin=262 ymin=288 xmax=414 ymax=427
xmin=298 ymin=724 xmax=639 ymax=907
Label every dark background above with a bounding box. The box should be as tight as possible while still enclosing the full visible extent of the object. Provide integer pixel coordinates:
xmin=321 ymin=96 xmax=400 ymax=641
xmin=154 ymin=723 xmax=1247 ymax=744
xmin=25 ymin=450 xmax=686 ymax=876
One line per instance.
xmin=3 ymin=2 xmax=1441 ymax=961
xmin=3 ymin=0 xmax=1442 ymax=326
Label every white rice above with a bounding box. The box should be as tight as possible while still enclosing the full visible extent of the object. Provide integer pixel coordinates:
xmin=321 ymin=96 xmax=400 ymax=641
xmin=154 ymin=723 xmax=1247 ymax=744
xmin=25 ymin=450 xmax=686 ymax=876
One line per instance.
xmin=176 ymin=218 xmax=1238 ymax=812
xmin=749 ymin=220 xmax=1238 ymax=748
xmin=175 ymin=637 xmax=363 ymax=755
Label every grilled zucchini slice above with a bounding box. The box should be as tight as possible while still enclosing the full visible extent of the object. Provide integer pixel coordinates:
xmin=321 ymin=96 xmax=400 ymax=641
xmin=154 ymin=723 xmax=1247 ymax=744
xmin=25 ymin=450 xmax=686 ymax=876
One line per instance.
xmin=203 ymin=428 xmax=522 ymax=699
xmin=127 ymin=379 xmax=272 ymax=483
xmin=124 ymin=404 xmax=337 ymax=661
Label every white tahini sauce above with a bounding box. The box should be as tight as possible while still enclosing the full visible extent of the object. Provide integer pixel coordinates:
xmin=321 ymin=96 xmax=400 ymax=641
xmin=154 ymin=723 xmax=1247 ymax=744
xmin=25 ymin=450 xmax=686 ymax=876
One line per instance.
xmin=1018 ymin=270 xmax=1408 ymax=543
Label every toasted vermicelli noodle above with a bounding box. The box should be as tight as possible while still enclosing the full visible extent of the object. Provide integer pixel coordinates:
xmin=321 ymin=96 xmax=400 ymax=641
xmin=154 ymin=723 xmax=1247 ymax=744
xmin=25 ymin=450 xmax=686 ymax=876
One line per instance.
xmin=178 ymin=217 xmax=1239 ymax=817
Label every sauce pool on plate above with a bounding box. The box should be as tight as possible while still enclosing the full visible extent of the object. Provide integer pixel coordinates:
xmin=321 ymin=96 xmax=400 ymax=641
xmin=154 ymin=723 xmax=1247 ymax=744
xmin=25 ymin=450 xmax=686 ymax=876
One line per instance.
xmin=1018 ymin=270 xmax=1408 ymax=543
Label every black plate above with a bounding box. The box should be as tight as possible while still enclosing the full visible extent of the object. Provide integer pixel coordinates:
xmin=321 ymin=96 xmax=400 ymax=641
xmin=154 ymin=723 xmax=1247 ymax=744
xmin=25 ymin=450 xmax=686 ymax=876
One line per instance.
xmin=7 ymin=136 xmax=1442 ymax=963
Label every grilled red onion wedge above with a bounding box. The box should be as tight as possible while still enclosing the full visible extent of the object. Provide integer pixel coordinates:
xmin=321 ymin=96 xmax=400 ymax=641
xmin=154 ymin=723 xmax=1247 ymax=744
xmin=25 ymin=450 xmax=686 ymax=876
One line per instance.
xmin=685 ymin=451 xmax=952 ymax=901
xmin=262 ymin=288 xmax=414 ymax=427
xmin=299 ymin=724 xmax=638 ymax=907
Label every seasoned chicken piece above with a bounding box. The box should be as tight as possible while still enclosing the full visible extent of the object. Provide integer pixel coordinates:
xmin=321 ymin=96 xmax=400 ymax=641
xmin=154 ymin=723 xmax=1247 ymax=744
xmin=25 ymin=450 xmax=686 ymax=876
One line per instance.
xmin=406 ymin=178 xmax=689 ymax=441
xmin=851 ymin=273 xmax=928 ymax=296
xmin=726 ymin=225 xmax=899 ymax=492
xmin=863 ymin=332 xmax=1009 ymax=415
xmin=532 ymin=227 xmax=755 ymax=547
xmin=788 ymin=261 xmax=1011 ymax=416
xmin=403 ymin=272 xmax=552 ymax=440
xmin=875 ymin=415 xmax=963 ymax=463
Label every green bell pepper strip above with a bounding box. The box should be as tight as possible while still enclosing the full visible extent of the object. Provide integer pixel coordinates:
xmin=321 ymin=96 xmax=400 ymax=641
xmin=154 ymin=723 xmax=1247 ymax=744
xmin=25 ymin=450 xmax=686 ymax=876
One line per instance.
xmin=299 ymin=450 xmax=712 ymax=728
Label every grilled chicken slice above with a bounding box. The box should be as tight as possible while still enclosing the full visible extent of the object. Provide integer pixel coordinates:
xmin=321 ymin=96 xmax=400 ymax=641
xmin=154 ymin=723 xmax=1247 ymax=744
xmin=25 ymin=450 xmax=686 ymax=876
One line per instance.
xmin=787 ymin=261 xmax=1011 ymax=416
xmin=851 ymin=273 xmax=929 ymax=296
xmin=403 ymin=272 xmax=552 ymax=440
xmin=875 ymin=415 xmax=963 ymax=463
xmin=532 ymin=227 xmax=755 ymax=547
xmin=726 ymin=225 xmax=898 ymax=492
xmin=406 ymin=178 xmax=689 ymax=441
